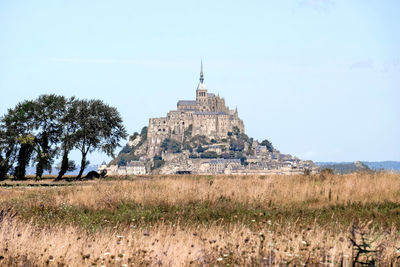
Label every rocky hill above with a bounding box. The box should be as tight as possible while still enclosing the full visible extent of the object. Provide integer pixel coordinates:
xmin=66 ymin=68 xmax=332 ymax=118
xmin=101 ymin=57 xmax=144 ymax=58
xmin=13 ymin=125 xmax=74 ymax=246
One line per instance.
xmin=106 ymin=124 xmax=315 ymax=175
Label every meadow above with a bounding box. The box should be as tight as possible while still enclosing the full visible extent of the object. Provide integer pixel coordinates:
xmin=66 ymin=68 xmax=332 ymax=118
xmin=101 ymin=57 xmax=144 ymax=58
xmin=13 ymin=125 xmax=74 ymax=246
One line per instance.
xmin=1 ymin=172 xmax=400 ymax=266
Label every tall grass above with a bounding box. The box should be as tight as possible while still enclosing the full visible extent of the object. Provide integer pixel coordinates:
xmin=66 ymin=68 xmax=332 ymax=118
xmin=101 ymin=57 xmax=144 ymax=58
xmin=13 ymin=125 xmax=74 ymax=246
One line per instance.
xmin=1 ymin=172 xmax=400 ymax=265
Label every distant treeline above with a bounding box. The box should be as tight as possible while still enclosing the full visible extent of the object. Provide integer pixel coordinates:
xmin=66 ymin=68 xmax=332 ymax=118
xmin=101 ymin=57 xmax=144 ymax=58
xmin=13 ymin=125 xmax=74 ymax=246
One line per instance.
xmin=0 ymin=95 xmax=127 ymax=180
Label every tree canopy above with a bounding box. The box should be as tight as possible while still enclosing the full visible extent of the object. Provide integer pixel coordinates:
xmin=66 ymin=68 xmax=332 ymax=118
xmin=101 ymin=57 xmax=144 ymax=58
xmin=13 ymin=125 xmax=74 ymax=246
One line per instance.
xmin=0 ymin=95 xmax=127 ymax=180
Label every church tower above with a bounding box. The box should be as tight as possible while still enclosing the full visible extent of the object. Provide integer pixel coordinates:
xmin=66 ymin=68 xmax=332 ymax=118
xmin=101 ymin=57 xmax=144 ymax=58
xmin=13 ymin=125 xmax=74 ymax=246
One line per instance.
xmin=196 ymin=61 xmax=208 ymax=108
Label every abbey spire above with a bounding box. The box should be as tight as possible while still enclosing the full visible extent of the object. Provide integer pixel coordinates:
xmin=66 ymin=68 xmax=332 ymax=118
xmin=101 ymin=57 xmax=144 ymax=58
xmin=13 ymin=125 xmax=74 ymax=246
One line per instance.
xmin=200 ymin=60 xmax=204 ymax=83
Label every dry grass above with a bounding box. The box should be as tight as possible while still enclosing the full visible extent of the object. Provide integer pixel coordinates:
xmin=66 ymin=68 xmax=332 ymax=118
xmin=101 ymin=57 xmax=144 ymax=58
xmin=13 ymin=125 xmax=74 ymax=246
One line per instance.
xmin=1 ymin=172 xmax=400 ymax=265
xmin=2 ymin=172 xmax=400 ymax=209
xmin=2 ymin=212 xmax=400 ymax=266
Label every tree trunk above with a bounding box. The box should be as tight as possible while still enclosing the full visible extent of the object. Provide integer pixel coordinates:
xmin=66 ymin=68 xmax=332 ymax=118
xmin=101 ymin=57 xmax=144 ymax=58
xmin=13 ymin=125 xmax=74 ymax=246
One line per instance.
xmin=36 ymin=152 xmax=44 ymax=179
xmin=0 ymin=146 xmax=14 ymax=180
xmin=15 ymin=143 xmax=33 ymax=179
xmin=35 ymin=133 xmax=49 ymax=179
xmin=57 ymin=148 xmax=69 ymax=179
xmin=77 ymin=152 xmax=87 ymax=179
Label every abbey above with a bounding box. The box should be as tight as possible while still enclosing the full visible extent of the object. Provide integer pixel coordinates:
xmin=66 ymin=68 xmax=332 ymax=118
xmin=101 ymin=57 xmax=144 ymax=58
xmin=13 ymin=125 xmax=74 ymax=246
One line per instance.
xmin=102 ymin=62 xmax=318 ymax=176
xmin=147 ymin=63 xmax=245 ymax=157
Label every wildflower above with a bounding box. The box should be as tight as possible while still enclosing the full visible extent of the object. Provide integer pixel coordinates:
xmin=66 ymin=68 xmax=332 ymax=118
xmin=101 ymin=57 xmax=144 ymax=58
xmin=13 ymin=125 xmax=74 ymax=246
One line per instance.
xmin=217 ymin=257 xmax=223 ymax=261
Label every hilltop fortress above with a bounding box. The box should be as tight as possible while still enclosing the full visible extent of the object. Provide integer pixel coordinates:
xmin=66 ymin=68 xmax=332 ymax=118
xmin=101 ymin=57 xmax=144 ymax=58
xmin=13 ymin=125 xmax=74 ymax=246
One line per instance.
xmin=147 ymin=62 xmax=244 ymax=157
xmin=101 ymin=63 xmax=317 ymax=176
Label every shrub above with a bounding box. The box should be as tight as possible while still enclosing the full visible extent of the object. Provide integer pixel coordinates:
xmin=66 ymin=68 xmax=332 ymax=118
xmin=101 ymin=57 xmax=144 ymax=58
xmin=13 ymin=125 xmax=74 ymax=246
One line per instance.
xmin=200 ymin=151 xmax=218 ymax=159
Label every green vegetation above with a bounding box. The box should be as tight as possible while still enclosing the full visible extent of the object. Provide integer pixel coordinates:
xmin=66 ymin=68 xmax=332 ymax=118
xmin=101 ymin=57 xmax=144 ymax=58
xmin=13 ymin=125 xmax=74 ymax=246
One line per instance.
xmin=0 ymin=95 xmax=127 ymax=180
xmin=152 ymin=156 xmax=165 ymax=170
xmin=2 ymin=173 xmax=400 ymax=265
xmin=109 ymin=126 xmax=148 ymax=167
xmin=161 ymin=138 xmax=181 ymax=153
xmin=8 ymin=199 xmax=400 ymax=232
xmin=260 ymin=139 xmax=274 ymax=152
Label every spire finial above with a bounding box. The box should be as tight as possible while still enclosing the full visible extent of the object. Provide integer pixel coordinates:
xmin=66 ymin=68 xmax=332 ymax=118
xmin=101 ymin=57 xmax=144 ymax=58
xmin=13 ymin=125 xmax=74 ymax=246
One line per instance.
xmin=200 ymin=60 xmax=204 ymax=83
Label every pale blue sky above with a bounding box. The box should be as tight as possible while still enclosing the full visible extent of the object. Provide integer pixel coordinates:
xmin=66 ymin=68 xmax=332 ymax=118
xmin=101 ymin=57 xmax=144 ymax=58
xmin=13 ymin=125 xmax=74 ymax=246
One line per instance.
xmin=1 ymin=0 xmax=399 ymax=164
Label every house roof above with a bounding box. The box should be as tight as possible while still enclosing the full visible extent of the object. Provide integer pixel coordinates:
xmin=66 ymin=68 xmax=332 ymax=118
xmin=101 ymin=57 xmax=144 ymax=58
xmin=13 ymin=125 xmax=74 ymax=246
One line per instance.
xmin=177 ymin=100 xmax=197 ymax=106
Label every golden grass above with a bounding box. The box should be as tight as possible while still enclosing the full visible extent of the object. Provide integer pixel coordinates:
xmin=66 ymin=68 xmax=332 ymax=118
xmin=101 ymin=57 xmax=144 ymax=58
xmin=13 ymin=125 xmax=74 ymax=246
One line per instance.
xmin=1 ymin=172 xmax=400 ymax=265
xmin=2 ymin=172 xmax=399 ymax=209
xmin=2 ymin=213 xmax=399 ymax=266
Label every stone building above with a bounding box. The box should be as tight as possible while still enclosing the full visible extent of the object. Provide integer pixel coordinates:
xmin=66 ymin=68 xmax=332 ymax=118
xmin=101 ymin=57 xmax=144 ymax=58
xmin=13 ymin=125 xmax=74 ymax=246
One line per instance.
xmin=147 ymin=62 xmax=245 ymax=157
xmin=98 ymin=160 xmax=146 ymax=176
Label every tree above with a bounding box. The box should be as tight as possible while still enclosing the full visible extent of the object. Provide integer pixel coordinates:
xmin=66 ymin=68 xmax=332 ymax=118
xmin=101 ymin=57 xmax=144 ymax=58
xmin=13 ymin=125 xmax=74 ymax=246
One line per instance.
xmin=0 ymin=129 xmax=15 ymax=180
xmin=32 ymin=95 xmax=68 ymax=178
xmin=230 ymin=138 xmax=244 ymax=152
xmin=196 ymin=145 xmax=204 ymax=153
xmin=260 ymin=139 xmax=274 ymax=152
xmin=0 ymin=122 xmax=19 ymax=180
xmin=57 ymin=97 xmax=79 ymax=179
xmin=74 ymin=99 xmax=127 ymax=178
xmin=1 ymin=100 xmax=36 ymax=179
xmin=200 ymin=151 xmax=218 ymax=159
xmin=14 ymin=135 xmax=35 ymax=179
xmin=161 ymin=138 xmax=181 ymax=153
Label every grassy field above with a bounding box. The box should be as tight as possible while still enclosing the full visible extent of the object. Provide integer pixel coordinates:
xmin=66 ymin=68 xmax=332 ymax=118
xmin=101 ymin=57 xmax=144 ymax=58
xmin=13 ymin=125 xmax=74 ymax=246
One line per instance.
xmin=1 ymin=172 xmax=400 ymax=266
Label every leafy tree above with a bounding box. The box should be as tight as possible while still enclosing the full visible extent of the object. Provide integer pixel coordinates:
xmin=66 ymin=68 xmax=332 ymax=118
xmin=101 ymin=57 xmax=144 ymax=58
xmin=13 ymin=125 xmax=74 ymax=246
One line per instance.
xmin=140 ymin=126 xmax=148 ymax=138
xmin=260 ymin=139 xmax=274 ymax=152
xmin=0 ymin=121 xmax=20 ymax=179
xmin=14 ymin=135 xmax=35 ymax=179
xmin=0 ymin=100 xmax=36 ymax=179
xmin=57 ymin=97 xmax=79 ymax=179
xmin=74 ymin=99 xmax=127 ymax=178
xmin=0 ymin=129 xmax=16 ymax=179
xmin=161 ymin=138 xmax=181 ymax=153
xmin=32 ymin=95 xmax=68 ymax=178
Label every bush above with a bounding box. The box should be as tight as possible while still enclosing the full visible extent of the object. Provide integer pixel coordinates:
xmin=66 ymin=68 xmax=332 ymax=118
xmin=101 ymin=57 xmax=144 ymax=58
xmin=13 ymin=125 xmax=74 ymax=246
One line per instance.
xmin=85 ymin=171 xmax=100 ymax=179
xmin=196 ymin=145 xmax=205 ymax=153
xmin=200 ymin=151 xmax=218 ymax=159
xmin=118 ymin=157 xmax=127 ymax=166
xmin=161 ymin=138 xmax=181 ymax=153
xmin=120 ymin=144 xmax=132 ymax=154
xmin=99 ymin=169 xmax=107 ymax=178
xmin=260 ymin=139 xmax=274 ymax=152
xmin=152 ymin=159 xmax=165 ymax=170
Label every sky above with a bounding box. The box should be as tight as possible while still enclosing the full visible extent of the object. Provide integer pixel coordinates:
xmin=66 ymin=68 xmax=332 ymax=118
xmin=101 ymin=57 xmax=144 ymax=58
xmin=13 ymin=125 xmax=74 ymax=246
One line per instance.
xmin=0 ymin=0 xmax=399 ymax=164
